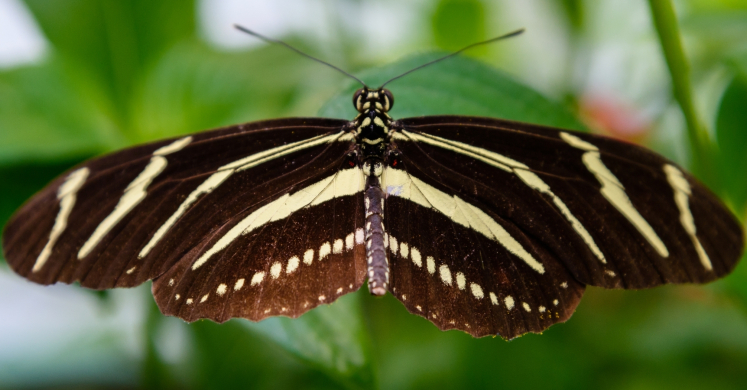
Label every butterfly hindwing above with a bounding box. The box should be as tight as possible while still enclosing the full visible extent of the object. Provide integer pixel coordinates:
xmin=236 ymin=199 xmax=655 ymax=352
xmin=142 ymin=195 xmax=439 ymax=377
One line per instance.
xmin=152 ymin=162 xmax=367 ymax=323
xmin=382 ymin=154 xmax=584 ymax=339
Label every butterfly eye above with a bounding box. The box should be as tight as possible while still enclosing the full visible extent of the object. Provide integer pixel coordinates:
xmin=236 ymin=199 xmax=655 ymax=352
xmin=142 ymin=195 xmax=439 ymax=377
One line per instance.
xmin=353 ymin=88 xmax=366 ymax=111
xmin=381 ymin=89 xmax=394 ymax=111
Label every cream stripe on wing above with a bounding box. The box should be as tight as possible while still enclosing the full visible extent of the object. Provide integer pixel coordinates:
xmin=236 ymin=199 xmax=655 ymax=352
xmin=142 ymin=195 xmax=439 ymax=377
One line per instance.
xmin=663 ymin=164 xmax=711 ymax=270
xmin=78 ymin=137 xmax=192 ymax=259
xmin=33 ymin=167 xmax=89 ymax=272
xmin=383 ymin=167 xmax=545 ymax=274
xmin=560 ymin=132 xmax=669 ymax=258
xmin=153 ymin=136 xmax=193 ymax=156
xmin=139 ymin=131 xmax=346 ymax=259
xmin=191 ymin=167 xmax=364 ymax=270
xmin=395 ymin=130 xmax=607 ymax=264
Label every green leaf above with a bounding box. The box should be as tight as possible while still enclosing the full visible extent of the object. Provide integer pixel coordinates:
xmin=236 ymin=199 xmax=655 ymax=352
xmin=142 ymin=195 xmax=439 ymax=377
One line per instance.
xmin=557 ymin=0 xmax=585 ymax=32
xmin=319 ymin=54 xmax=585 ymax=132
xmin=0 ymin=62 xmax=124 ymax=164
xmin=188 ymin=319 xmax=345 ymax=390
xmin=715 ymin=73 xmax=747 ymax=215
xmin=23 ymin=0 xmax=196 ymax=124
xmin=241 ymin=289 xmax=376 ymax=390
xmin=724 ymin=251 xmax=747 ymax=310
xmin=130 ymin=41 xmax=341 ymax=142
xmin=431 ymin=0 xmax=487 ymax=52
xmin=714 ymin=72 xmax=747 ymax=309
xmin=0 ymin=40 xmax=341 ymax=164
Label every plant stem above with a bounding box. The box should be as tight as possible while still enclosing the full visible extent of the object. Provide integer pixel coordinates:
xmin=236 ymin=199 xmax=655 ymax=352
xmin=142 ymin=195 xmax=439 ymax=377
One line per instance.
xmin=648 ymin=0 xmax=713 ymax=178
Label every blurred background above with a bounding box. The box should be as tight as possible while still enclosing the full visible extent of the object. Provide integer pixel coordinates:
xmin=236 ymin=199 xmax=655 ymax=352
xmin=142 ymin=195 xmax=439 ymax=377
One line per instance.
xmin=1 ymin=0 xmax=746 ymax=389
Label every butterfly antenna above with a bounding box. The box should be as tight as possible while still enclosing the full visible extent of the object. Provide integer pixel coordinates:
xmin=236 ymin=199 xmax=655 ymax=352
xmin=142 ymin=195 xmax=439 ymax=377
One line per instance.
xmin=234 ymin=24 xmax=368 ymax=88
xmin=379 ymin=28 xmax=525 ymax=89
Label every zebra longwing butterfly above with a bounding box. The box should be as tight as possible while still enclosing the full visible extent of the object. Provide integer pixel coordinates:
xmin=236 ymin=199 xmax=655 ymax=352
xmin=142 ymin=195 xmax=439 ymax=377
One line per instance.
xmin=2 ymin=28 xmax=744 ymax=340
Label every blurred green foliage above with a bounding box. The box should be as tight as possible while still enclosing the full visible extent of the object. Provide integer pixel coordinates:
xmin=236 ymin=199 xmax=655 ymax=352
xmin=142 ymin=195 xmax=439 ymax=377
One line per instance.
xmin=716 ymin=72 xmax=747 ymax=217
xmin=1 ymin=0 xmax=746 ymax=389
xmin=432 ymin=0 xmax=486 ymax=52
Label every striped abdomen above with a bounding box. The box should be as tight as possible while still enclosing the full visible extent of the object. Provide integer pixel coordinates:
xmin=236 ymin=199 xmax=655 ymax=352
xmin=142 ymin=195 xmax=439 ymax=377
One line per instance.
xmin=363 ymin=160 xmax=388 ymax=295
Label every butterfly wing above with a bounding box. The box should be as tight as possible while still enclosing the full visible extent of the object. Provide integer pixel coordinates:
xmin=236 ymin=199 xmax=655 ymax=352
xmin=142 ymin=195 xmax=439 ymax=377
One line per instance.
xmin=382 ymin=160 xmax=584 ymax=338
xmin=3 ymin=118 xmax=369 ymax=320
xmin=151 ymin=156 xmax=367 ymax=323
xmin=382 ymin=115 xmax=743 ymax=338
xmin=5 ymin=112 xmax=743 ymax=336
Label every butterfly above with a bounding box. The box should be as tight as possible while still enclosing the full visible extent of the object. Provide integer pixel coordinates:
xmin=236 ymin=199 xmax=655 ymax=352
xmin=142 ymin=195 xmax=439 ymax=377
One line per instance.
xmin=2 ymin=27 xmax=743 ymax=340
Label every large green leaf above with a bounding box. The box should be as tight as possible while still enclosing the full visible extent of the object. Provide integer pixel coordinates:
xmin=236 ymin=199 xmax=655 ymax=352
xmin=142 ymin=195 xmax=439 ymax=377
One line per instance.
xmin=431 ymin=0 xmax=487 ymax=52
xmin=715 ymin=73 xmax=747 ymax=215
xmin=0 ymin=41 xmax=341 ymax=164
xmin=0 ymin=62 xmax=122 ymax=164
xmin=23 ymin=0 xmax=196 ymax=124
xmin=184 ymin=318 xmax=346 ymax=390
xmin=319 ymin=54 xmax=585 ymax=131
xmin=1 ymin=0 xmax=198 ymax=164
xmin=715 ymin=70 xmax=747 ymax=308
xmin=242 ymin=290 xmax=376 ymax=390
xmin=130 ymin=41 xmax=344 ymax=142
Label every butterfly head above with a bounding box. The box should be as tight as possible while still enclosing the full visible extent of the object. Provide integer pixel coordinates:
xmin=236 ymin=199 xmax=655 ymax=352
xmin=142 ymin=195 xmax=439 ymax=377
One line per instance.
xmin=353 ymin=87 xmax=394 ymax=114
xmin=352 ymin=88 xmax=393 ymax=158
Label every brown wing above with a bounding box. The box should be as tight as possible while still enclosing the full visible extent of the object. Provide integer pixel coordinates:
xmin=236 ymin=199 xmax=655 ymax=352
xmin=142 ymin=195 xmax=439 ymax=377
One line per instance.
xmin=378 ymin=115 xmax=743 ymax=338
xmin=393 ymin=116 xmax=743 ymax=289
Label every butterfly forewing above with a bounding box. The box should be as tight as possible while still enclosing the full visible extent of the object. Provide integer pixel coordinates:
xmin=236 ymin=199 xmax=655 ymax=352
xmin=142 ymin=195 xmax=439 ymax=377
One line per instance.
xmin=394 ymin=116 xmax=744 ymax=290
xmin=3 ymin=118 xmax=352 ymax=292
